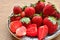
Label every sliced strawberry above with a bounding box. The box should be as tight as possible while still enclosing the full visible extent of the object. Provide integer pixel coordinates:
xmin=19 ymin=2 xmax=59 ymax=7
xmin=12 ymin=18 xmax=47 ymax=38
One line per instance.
xmin=13 ymin=6 xmax=22 ymax=14
xmin=10 ymin=21 xmax=22 ymax=33
xmin=38 ymin=25 xmax=48 ymax=40
xmin=16 ymin=26 xmax=26 ymax=37
xmin=26 ymin=24 xmax=37 ymax=37
xmin=25 ymin=7 xmax=35 ymax=17
xmin=32 ymin=16 xmax=42 ymax=27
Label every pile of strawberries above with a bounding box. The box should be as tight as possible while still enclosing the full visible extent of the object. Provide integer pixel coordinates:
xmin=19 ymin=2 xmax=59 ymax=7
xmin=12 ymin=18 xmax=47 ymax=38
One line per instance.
xmin=9 ymin=0 xmax=60 ymax=40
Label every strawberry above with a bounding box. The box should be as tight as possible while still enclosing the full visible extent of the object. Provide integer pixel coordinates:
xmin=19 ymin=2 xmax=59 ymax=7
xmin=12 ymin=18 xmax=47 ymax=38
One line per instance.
xmin=10 ymin=16 xmax=21 ymax=22
xmin=15 ymin=16 xmax=21 ymax=21
xmin=20 ymin=17 xmax=31 ymax=27
xmin=10 ymin=16 xmax=16 ymax=22
xmin=43 ymin=17 xmax=58 ymax=34
xmin=25 ymin=7 xmax=35 ymax=17
xmin=13 ymin=6 xmax=22 ymax=14
xmin=20 ymin=11 xmax=25 ymax=18
xmin=10 ymin=21 xmax=22 ymax=33
xmin=35 ymin=1 xmax=45 ymax=13
xmin=23 ymin=22 xmax=31 ymax=28
xmin=16 ymin=26 xmax=26 ymax=37
xmin=26 ymin=24 xmax=37 ymax=37
xmin=38 ymin=25 xmax=48 ymax=40
xmin=32 ymin=16 xmax=42 ymax=27
xmin=43 ymin=3 xmax=55 ymax=17
xmin=53 ymin=11 xmax=60 ymax=19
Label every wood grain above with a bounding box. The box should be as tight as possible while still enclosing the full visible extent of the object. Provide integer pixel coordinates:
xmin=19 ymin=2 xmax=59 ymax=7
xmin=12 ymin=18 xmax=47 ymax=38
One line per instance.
xmin=0 ymin=0 xmax=60 ymax=40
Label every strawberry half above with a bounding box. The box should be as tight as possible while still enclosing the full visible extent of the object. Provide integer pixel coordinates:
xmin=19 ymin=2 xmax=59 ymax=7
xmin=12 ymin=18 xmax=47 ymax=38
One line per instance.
xmin=32 ymin=16 xmax=42 ymax=27
xmin=26 ymin=24 xmax=37 ymax=37
xmin=16 ymin=26 xmax=26 ymax=37
xmin=10 ymin=21 xmax=22 ymax=33
xmin=25 ymin=7 xmax=35 ymax=17
xmin=13 ymin=6 xmax=22 ymax=14
xmin=43 ymin=17 xmax=58 ymax=34
xmin=38 ymin=25 xmax=48 ymax=40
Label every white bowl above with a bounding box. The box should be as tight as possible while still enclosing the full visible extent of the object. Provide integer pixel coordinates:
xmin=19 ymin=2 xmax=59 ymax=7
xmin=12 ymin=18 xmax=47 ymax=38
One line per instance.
xmin=8 ymin=19 xmax=60 ymax=40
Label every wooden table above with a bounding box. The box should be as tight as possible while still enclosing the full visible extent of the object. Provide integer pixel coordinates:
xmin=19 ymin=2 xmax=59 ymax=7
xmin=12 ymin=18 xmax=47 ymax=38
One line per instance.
xmin=0 ymin=0 xmax=60 ymax=40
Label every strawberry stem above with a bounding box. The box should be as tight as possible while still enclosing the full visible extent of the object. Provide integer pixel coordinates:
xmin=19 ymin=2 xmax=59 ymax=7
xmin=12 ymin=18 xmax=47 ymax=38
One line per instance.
xmin=30 ymin=3 xmax=36 ymax=7
xmin=39 ymin=0 xmax=45 ymax=2
xmin=22 ymin=6 xmax=27 ymax=11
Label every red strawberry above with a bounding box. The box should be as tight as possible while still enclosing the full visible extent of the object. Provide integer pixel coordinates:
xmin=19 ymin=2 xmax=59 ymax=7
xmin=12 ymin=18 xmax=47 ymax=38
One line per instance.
xmin=32 ymin=16 xmax=42 ymax=27
xmin=10 ymin=16 xmax=21 ymax=22
xmin=10 ymin=16 xmax=16 ymax=22
xmin=16 ymin=26 xmax=26 ymax=37
xmin=26 ymin=24 xmax=37 ymax=37
xmin=23 ymin=22 xmax=31 ymax=28
xmin=43 ymin=3 xmax=55 ymax=17
xmin=38 ymin=25 xmax=48 ymax=40
xmin=10 ymin=21 xmax=22 ymax=33
xmin=25 ymin=7 xmax=35 ymax=17
xmin=15 ymin=16 xmax=21 ymax=21
xmin=35 ymin=1 xmax=45 ymax=13
xmin=13 ymin=6 xmax=22 ymax=14
xmin=20 ymin=11 xmax=25 ymax=18
xmin=43 ymin=17 xmax=58 ymax=34
xmin=53 ymin=11 xmax=60 ymax=19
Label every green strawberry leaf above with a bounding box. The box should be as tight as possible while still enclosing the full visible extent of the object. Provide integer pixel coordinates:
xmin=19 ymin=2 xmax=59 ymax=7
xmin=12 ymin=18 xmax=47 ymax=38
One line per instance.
xmin=14 ymin=14 xmax=20 ymax=16
xmin=34 ymin=14 xmax=40 ymax=16
xmin=30 ymin=3 xmax=36 ymax=7
xmin=22 ymin=6 xmax=27 ymax=11
xmin=20 ymin=17 xmax=30 ymax=24
xmin=39 ymin=0 xmax=45 ymax=2
xmin=39 ymin=12 xmax=42 ymax=16
xmin=48 ymin=16 xmax=57 ymax=24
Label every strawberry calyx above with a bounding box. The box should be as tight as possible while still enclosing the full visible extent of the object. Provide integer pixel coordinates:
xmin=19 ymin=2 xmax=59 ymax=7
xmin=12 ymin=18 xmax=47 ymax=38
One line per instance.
xmin=39 ymin=0 xmax=45 ymax=2
xmin=22 ymin=6 xmax=27 ymax=11
xmin=34 ymin=14 xmax=40 ymax=16
xmin=30 ymin=3 xmax=36 ymax=7
xmin=14 ymin=14 xmax=20 ymax=16
xmin=48 ymin=16 xmax=57 ymax=24
xmin=20 ymin=17 xmax=30 ymax=24
xmin=34 ymin=12 xmax=42 ymax=16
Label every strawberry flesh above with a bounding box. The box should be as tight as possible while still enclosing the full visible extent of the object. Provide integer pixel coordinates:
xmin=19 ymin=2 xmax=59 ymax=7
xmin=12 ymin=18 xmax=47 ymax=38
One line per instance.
xmin=16 ymin=26 xmax=26 ymax=37
xmin=38 ymin=25 xmax=48 ymax=40
xmin=26 ymin=24 xmax=37 ymax=37
xmin=10 ymin=21 xmax=22 ymax=33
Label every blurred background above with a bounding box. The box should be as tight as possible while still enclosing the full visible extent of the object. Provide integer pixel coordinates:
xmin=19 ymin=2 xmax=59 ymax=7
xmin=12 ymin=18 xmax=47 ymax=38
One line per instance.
xmin=0 ymin=0 xmax=60 ymax=40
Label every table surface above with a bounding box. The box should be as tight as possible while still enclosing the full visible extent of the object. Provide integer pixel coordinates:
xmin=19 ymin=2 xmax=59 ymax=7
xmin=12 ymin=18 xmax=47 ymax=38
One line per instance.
xmin=0 ymin=0 xmax=60 ymax=40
